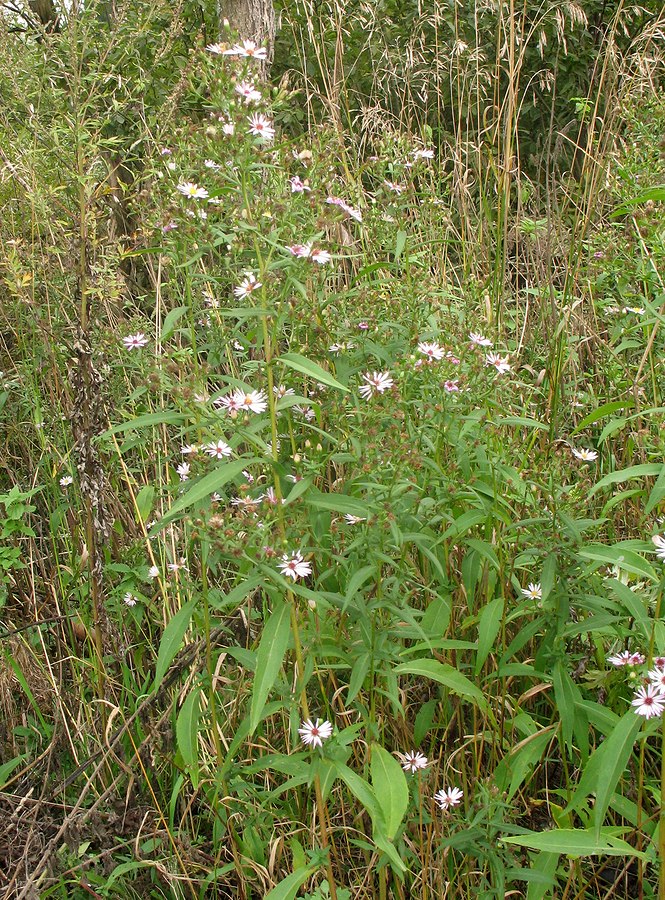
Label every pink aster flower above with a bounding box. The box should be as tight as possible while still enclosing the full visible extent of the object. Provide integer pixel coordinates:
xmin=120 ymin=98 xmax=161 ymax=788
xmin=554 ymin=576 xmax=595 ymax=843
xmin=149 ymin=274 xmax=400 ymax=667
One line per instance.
xmin=235 ymin=80 xmax=262 ymax=104
xmin=434 ymin=786 xmax=463 ymax=810
xmin=289 ymin=176 xmax=311 ymax=193
xmin=123 ymin=333 xmax=149 ymax=350
xmin=652 ymin=535 xmax=665 ymax=561
xmin=326 ymin=196 xmax=362 ymax=222
xmin=222 ymin=40 xmax=268 ymax=59
xmin=247 ymin=113 xmax=275 ymax=141
xmin=444 ymin=380 xmax=459 ymax=392
xmin=234 ymin=273 xmax=262 ymax=299
xmin=278 ymin=551 xmax=312 ymax=581
xmin=417 ymin=341 xmax=446 ymax=361
xmin=607 ymin=650 xmax=640 ymax=667
xmin=204 ymin=440 xmax=233 ymax=459
xmin=287 ymin=243 xmax=312 ymax=258
xmin=298 ymin=718 xmax=333 ymax=748
xmin=176 ymin=182 xmax=209 ymax=200
xmin=649 ymin=669 xmax=665 ymax=691
xmin=631 ymin=683 xmax=665 ymax=719
xmin=384 ymin=180 xmax=404 ymax=194
xmin=653 ymin=657 xmax=665 ymax=670
xmin=469 ymin=332 xmax=492 ymax=347
xmin=359 ymin=371 xmax=394 ymax=399
xmin=485 ymin=352 xmax=511 ymax=375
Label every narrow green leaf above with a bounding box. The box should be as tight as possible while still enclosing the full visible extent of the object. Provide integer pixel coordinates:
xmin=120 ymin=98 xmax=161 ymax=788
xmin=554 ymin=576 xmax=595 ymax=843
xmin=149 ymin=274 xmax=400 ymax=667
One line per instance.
xmin=250 ymin=599 xmax=291 ymax=734
xmin=135 ymin=484 xmax=154 ymax=523
xmin=609 ymin=579 xmax=651 ymax=641
xmin=161 ymin=305 xmax=189 ymax=340
xmin=502 ymin=828 xmax=647 ymax=859
xmin=153 ymin=599 xmax=197 ymax=690
xmin=370 ymin=744 xmax=408 ymax=840
xmin=565 ymin=710 xmax=642 ymax=837
xmin=332 ymin=760 xmax=382 ymax=826
xmin=394 ymin=660 xmax=489 ymax=712
xmin=263 ymin=866 xmax=317 ymax=900
xmin=103 ymin=411 xmax=186 ymax=437
xmin=306 ymin=492 xmax=370 ymax=518
xmin=394 ymin=230 xmax=407 ymax=260
xmin=571 ymin=401 xmax=633 ymax=434
xmin=588 ymin=464 xmax=661 ymax=497
xmin=278 ymin=352 xmax=349 ymax=393
xmin=579 ymin=543 xmax=657 ymax=582
xmin=0 ymin=755 xmax=25 ymax=789
xmin=645 ymin=464 xmax=665 ymax=516
xmin=176 ymin=685 xmax=201 ymax=773
xmin=475 ymin=596 xmax=503 ymax=674
xmin=525 ymin=851 xmax=560 ymax=900
xmin=552 ymin=662 xmax=577 ymax=754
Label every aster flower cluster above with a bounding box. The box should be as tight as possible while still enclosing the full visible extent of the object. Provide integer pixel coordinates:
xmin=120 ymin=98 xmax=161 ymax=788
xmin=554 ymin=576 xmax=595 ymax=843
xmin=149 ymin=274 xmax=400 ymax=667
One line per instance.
xmin=607 ymin=651 xmax=665 ymax=719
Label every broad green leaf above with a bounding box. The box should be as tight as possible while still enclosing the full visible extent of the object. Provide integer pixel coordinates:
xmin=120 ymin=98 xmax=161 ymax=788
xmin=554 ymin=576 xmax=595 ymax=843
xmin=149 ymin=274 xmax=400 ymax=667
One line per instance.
xmin=282 ymin=475 xmax=314 ymax=506
xmin=502 ymin=828 xmax=647 ymax=859
xmin=552 ymin=662 xmax=579 ymax=755
xmin=306 ymin=492 xmax=370 ymax=518
xmin=565 ymin=710 xmax=641 ymax=837
xmin=153 ymin=599 xmax=197 ymax=690
xmin=526 ymin=851 xmax=560 ymax=900
xmin=495 ymin=416 xmax=547 ymax=431
xmin=161 ymin=305 xmax=189 ymax=340
xmin=263 ymin=866 xmax=317 ymax=900
xmin=475 ymin=596 xmax=503 ymax=674
xmin=370 ymin=744 xmax=408 ymax=840
xmin=278 ymin=352 xmax=349 ymax=392
xmin=394 ymin=230 xmax=407 ymax=260
xmin=152 ymin=458 xmax=260 ymax=530
xmin=250 ymin=599 xmax=291 ymax=734
xmin=609 ymin=578 xmax=651 ymax=641
xmin=579 ymin=543 xmax=656 ymax=582
xmin=333 ymin=761 xmax=381 ymax=826
xmin=176 ymin=685 xmax=201 ymax=780
xmin=588 ymin=464 xmax=661 ymax=497
xmin=104 ymin=411 xmax=186 ymax=436
xmin=394 ymin=660 xmax=489 ymax=712
xmin=135 ymin=484 xmax=154 ymax=523
xmin=373 ymin=831 xmax=407 ymax=873
xmin=571 ymin=401 xmax=633 ymax=434
xmin=611 ymin=185 xmax=665 ymax=217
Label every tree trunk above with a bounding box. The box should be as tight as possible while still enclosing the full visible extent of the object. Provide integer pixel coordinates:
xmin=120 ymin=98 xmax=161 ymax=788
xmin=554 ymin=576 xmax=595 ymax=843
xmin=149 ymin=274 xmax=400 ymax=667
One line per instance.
xmin=218 ymin=0 xmax=275 ymax=68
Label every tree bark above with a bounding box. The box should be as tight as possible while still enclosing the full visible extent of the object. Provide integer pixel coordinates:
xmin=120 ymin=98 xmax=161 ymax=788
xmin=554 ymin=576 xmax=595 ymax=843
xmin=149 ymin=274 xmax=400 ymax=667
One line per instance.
xmin=218 ymin=0 xmax=275 ymax=68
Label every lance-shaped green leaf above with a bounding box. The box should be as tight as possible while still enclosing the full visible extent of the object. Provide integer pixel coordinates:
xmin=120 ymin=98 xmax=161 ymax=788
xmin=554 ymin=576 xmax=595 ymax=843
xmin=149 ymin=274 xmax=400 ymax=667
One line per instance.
xmin=153 ymin=599 xmax=197 ymax=690
xmin=502 ymin=828 xmax=647 ymax=859
xmin=370 ymin=744 xmax=408 ymax=840
xmin=250 ymin=599 xmax=291 ymax=734
xmin=263 ymin=865 xmax=317 ymax=900
xmin=394 ymin=659 xmax=489 ymax=713
xmin=277 ymin=352 xmax=349 ymax=393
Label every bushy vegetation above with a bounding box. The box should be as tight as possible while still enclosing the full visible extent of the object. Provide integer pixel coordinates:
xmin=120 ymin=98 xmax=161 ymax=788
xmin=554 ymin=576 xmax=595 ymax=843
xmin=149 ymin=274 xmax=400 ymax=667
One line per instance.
xmin=1 ymin=1 xmax=665 ymax=898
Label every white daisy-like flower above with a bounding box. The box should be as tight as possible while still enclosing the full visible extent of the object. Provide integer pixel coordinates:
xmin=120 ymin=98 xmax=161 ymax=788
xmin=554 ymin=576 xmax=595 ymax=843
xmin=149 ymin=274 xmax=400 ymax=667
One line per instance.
xmin=278 ymin=551 xmax=312 ymax=581
xmin=247 ymin=113 xmax=275 ymax=141
xmin=167 ymin=559 xmax=188 ymax=573
xmin=412 ymin=148 xmax=435 ymax=160
xmin=289 ymin=176 xmax=311 ymax=193
xmin=204 ymin=159 xmax=222 ymax=170
xmin=652 ymin=535 xmax=665 ymax=561
xmin=233 ymin=389 xmax=268 ymax=414
xmin=309 ymin=247 xmax=331 ymax=264
xmin=399 ymin=751 xmax=428 ymax=773
xmin=222 ymin=40 xmax=268 ymax=59
xmin=521 ymin=583 xmax=542 ymax=600
xmin=205 ymin=42 xmax=225 ymax=54
xmin=122 ymin=333 xmax=149 ymax=350
xmin=417 ymin=341 xmax=446 ymax=361
xmin=148 ymin=565 xmax=160 ymax=579
xmin=176 ymin=462 xmax=190 ymax=481
xmin=359 ymin=371 xmax=394 ymax=400
xmin=623 ymin=306 xmax=645 ymax=314
xmin=326 ymin=196 xmax=362 ymax=222
xmin=649 ymin=669 xmax=665 ymax=690
xmin=298 ymin=718 xmax=333 ymax=748
xmin=631 ymin=683 xmax=665 ymax=719
xmin=204 ymin=440 xmax=233 ymax=459
xmin=234 ymin=273 xmax=262 ymax=299
xmin=215 ymin=392 xmax=244 ymax=414
xmin=123 ymin=592 xmax=138 ymax=607
xmin=329 ymin=341 xmax=355 ymax=354
xmin=59 ymin=475 xmax=73 ymax=487
xmin=384 ymin=180 xmax=404 ymax=194
xmin=485 ymin=352 xmax=510 ymax=375
xmin=181 ymin=444 xmax=198 ymax=455
xmin=344 ymin=514 xmax=366 ymax=525
xmin=607 ymin=650 xmax=641 ymax=667
xmin=273 ymin=384 xmax=295 ymax=398
xmin=222 ymin=121 xmax=235 ymax=135
xmin=469 ymin=332 xmax=492 ymax=346
xmin=572 ymin=448 xmax=598 ymax=461
xmin=235 ymin=80 xmax=262 ymax=104
xmin=434 ymin=786 xmax=464 ymax=810
xmin=176 ymin=182 xmax=209 ymax=200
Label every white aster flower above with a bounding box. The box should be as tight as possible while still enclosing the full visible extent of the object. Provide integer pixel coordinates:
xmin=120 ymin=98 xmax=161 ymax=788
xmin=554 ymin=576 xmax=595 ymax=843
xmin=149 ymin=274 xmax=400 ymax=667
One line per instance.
xmin=204 ymin=440 xmax=233 ymax=459
xmin=344 ymin=514 xmax=366 ymax=525
xmin=204 ymin=159 xmax=222 ymax=170
xmin=417 ymin=341 xmax=446 ymax=361
xmin=359 ymin=371 xmax=394 ymax=400
xmin=287 ymin=243 xmax=312 ymax=258
xmin=148 ymin=565 xmax=160 ymax=579
xmin=235 ymin=80 xmax=262 ymax=104
xmin=631 ymin=683 xmax=665 ymax=719
xmin=652 ymin=535 xmax=665 ymax=561
xmin=485 ymin=352 xmax=510 ymax=375
xmin=469 ymin=332 xmax=492 ymax=346
xmin=399 ymin=750 xmax=428 ymax=773
xmin=326 ymin=196 xmax=362 ymax=222
xmin=233 ymin=389 xmax=268 ymax=414
xmin=412 ymin=148 xmax=435 ymax=160
xmin=434 ymin=786 xmax=464 ymax=810
xmin=572 ymin=448 xmax=598 ymax=461
xmin=176 ymin=462 xmax=190 ymax=481
xmin=123 ymin=592 xmax=138 ymax=607
xmin=309 ymin=247 xmax=331 ymax=264
xmin=122 ymin=333 xmax=149 ymax=350
xmin=59 ymin=475 xmax=73 ymax=487
xmin=298 ymin=718 xmax=333 ymax=748
xmin=649 ymin=669 xmax=665 ymax=691
xmin=176 ymin=182 xmax=209 ymax=200
xmin=234 ymin=273 xmax=262 ymax=299
xmin=223 ymin=40 xmax=268 ymax=59
xmin=521 ymin=583 xmax=542 ymax=600
xmin=181 ymin=444 xmax=198 ymax=455
xmin=247 ymin=113 xmax=275 ymax=141
xmin=278 ymin=551 xmax=312 ymax=581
